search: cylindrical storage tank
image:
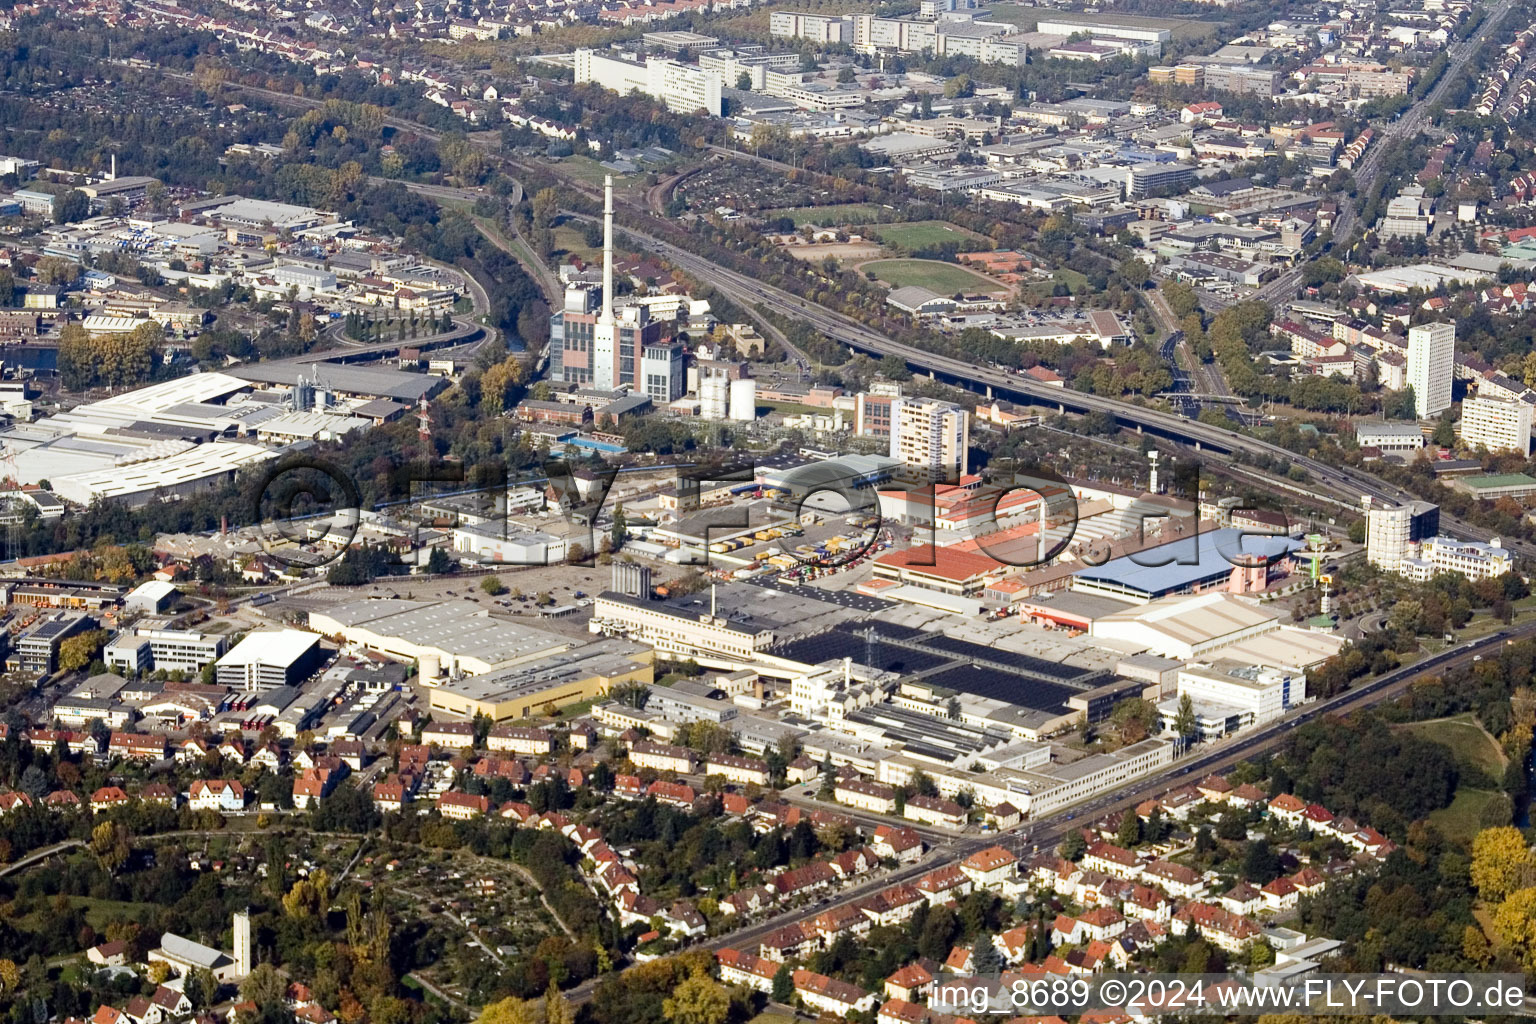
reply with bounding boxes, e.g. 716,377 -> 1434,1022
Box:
728,378 -> 756,422
418,653 -> 441,687
700,376 -> 728,419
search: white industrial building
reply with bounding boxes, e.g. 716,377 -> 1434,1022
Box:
574,49 -> 724,116
1160,659 -> 1307,738
452,522 -> 569,564
308,598 -> 575,678
49,442 -> 278,508
215,629 -> 325,691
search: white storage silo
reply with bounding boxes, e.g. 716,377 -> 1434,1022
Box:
700,376 -> 729,419
728,378 -> 757,422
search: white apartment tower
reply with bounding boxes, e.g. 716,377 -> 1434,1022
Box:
890,397 -> 969,483
1459,392 -> 1534,455
1406,321 -> 1455,419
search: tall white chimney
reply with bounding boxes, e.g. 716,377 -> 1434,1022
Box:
109,154 -> 116,181
601,174 -> 614,326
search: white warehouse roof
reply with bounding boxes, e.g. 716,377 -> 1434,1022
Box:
219,628 -> 322,668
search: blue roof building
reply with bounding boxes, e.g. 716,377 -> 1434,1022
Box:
1070,527 -> 1302,603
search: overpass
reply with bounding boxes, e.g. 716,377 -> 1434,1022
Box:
583,214 -> 1532,556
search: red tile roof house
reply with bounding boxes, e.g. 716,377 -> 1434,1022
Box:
1141,860 -> 1205,899
759,922 -> 818,962
0,791 -> 34,814
961,845 -> 1019,890
884,963 -> 935,1002
1082,841 -> 1142,881
109,732 -> 167,761
46,789 -> 82,810
1266,793 -> 1307,826
1171,902 -> 1263,953
1195,775 -> 1233,803
878,998 -> 928,1024
773,860 -> 836,897
916,864 -> 973,904
373,778 -> 409,813
872,824 -> 925,863
91,786 -> 131,813
1260,876 -> 1299,911
793,970 -> 877,1016
996,924 -> 1036,964
854,883 -> 926,927
1228,783 -> 1266,808
716,948 -> 778,993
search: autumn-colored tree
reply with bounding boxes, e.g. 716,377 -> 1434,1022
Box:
90,820 -> 132,874
474,997 -> 538,1024
662,973 -> 729,1024
1493,886 -> 1536,968
0,959 -> 19,994
481,358 -> 525,414
1471,826 -> 1535,902
59,629 -> 109,672
282,869 -> 332,918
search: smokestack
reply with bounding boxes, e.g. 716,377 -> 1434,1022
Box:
109,154 -> 116,181
601,174 -> 614,326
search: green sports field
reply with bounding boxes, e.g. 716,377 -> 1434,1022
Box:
865,259 -> 1003,294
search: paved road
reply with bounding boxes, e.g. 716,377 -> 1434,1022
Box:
564,214 -> 1531,557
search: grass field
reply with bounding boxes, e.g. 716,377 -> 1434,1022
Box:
18,895 -> 154,932
762,203 -> 885,225
1397,713 -> 1508,777
873,220 -> 985,250
984,3 -> 1218,39
865,259 -> 1003,294
556,154 -> 635,188
1427,789 -> 1507,843
552,223 -> 600,262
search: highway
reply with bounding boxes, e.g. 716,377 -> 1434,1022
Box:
150,59 -> 1528,554
578,214 -> 1528,533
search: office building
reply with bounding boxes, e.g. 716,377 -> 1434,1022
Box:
1407,321 -> 1455,418
1459,393 -> 1534,455
1164,659 -> 1306,737
574,49 -> 724,116
1380,195 -> 1432,240
215,629 -> 325,691
1128,163 -> 1195,199
1402,535 -> 1513,582
105,627 -> 228,675
17,613 -> 93,674
769,11 -> 853,43
889,398 -> 969,483
1364,500 -> 1440,574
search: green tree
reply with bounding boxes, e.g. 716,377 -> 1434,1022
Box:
1174,694 -> 1197,748
1060,831 -> 1086,860
54,189 -> 90,224
481,576 -> 508,596
771,963 -> 794,1003
1117,808 -> 1141,847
